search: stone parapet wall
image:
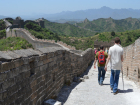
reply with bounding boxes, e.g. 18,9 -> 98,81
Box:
6,28 -> 76,50
122,38 -> 140,85
94,40 -> 114,49
0,47 -> 94,105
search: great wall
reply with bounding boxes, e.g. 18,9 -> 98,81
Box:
6,28 -> 75,50
0,17 -> 140,105
4,18 -> 76,50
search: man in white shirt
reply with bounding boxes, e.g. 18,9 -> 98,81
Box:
105,37 -> 123,95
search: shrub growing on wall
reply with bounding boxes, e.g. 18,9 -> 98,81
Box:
24,22 -> 61,41
0,29 -> 6,39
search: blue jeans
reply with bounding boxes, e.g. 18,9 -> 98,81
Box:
98,67 -> 106,85
110,70 -> 120,93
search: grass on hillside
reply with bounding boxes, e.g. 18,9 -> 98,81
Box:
0,37 -> 33,51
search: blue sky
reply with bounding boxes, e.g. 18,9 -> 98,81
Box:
1,0 -> 140,16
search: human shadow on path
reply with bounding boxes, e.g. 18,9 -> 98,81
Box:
103,83 -> 110,85
56,61 -> 94,105
118,89 -> 133,93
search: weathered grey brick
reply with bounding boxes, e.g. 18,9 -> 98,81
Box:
0,93 -> 2,100
0,73 -> 7,83
15,95 -> 24,105
34,56 -> 40,62
0,62 -> 14,72
29,56 -> 35,62
15,73 -> 23,83
2,78 -> 15,91
2,90 -> 8,100
47,52 -> 54,58
0,100 -> 4,105
40,64 -> 48,71
48,62 -> 54,67
34,61 -> 43,67
23,71 -> 30,78
39,54 -> 47,61
43,58 -> 52,64
30,80 -> 37,88
21,97 -> 30,105
34,67 -> 40,73
14,59 -> 24,68
7,84 -> 18,96
22,58 -> 29,64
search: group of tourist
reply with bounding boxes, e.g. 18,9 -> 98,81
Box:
93,37 -> 123,95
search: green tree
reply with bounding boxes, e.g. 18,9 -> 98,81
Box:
111,31 -> 115,36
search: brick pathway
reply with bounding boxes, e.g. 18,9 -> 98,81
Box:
57,62 -> 140,105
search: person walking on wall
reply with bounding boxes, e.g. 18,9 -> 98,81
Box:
94,45 -> 108,85
104,37 -> 123,95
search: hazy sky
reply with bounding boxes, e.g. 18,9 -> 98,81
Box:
1,0 -> 140,16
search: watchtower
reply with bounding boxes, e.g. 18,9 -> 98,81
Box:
12,17 -> 24,28
35,18 -> 45,28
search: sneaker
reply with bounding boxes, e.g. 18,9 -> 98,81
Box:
113,90 -> 118,95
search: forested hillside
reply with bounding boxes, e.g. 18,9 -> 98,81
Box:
76,17 -> 140,33
60,29 -> 140,50
44,19 -> 95,37
44,18 -> 140,38
24,21 -> 140,50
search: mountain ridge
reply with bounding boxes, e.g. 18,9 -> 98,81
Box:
44,17 -> 140,37
2,6 -> 140,21
42,6 -> 140,21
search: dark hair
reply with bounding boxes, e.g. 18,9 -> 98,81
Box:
115,37 -> 120,43
100,45 -> 104,50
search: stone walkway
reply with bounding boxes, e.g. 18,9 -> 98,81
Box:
57,62 -> 140,105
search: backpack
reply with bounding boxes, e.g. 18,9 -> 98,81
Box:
95,50 -> 97,54
98,51 -> 105,64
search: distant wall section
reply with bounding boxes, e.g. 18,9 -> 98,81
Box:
6,28 -> 61,49
6,28 -> 76,50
